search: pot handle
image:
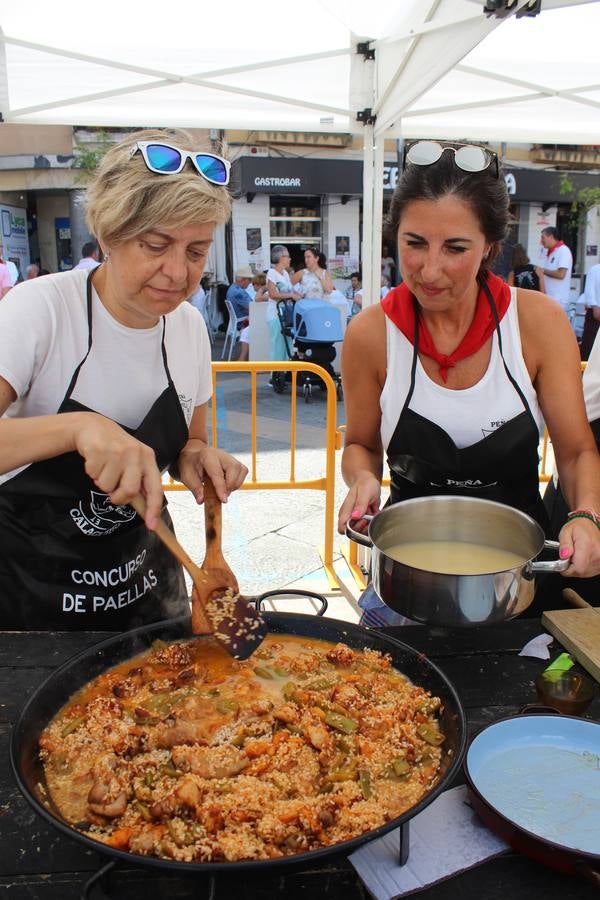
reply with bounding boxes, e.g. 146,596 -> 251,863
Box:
528,540 -> 569,574
345,515 -> 374,547
254,589 -> 328,617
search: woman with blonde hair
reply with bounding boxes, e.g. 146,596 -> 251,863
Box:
0,129 -> 247,629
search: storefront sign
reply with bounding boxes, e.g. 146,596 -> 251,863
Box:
254,177 -> 302,188
234,156 -> 600,205
0,204 -> 30,276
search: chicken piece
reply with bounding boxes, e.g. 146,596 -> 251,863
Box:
273,704 -> 299,725
88,784 -> 127,818
150,775 -> 201,819
154,720 -> 210,749
305,721 -> 333,752
171,744 -> 249,778
326,644 -> 356,667
86,752 -> 128,818
249,698 -> 274,716
331,682 -> 364,710
152,643 -> 193,668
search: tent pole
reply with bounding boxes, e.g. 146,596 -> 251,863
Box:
361,127 -> 374,307
0,28 -> 9,121
361,128 -> 384,309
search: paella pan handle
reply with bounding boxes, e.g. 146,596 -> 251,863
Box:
345,515 -> 374,547
574,860 -> 600,888
82,860 -> 218,899
254,589 -> 328,616
82,861 -> 116,900
527,540 -> 570,574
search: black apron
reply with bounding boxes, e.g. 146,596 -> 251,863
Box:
0,271 -> 190,629
386,278 -> 549,530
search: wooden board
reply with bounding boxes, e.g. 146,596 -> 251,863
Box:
542,607 -> 600,682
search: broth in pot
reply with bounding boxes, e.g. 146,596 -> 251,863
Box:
383,541 -> 527,576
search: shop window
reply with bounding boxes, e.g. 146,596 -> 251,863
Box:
268,196 -> 322,270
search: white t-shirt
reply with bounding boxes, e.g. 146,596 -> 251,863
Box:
539,243 -> 573,307
581,264 -> 600,308
266,267 -> 293,321
0,269 -> 212,485
583,328 -> 600,424
73,257 -> 100,270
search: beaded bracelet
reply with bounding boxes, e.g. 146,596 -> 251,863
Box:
566,509 -> 600,530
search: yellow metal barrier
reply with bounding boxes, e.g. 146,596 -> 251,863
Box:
164,361 -> 340,589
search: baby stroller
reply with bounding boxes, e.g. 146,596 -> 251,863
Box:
272,299 -> 344,402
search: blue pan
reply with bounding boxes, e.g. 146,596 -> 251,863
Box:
465,713 -> 600,886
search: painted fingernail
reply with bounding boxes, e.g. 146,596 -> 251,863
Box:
351,508 -> 361,518
559,547 -> 571,559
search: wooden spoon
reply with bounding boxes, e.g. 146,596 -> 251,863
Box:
197,477 -> 267,659
130,486 -> 267,659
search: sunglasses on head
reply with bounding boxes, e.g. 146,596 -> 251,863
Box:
130,141 -> 231,186
404,140 -> 499,178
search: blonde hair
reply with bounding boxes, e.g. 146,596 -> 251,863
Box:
85,128 -> 231,248
252,273 -> 267,286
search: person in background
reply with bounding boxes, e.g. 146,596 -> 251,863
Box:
74,241 -> 101,270
226,267 -> 253,319
578,262 -> 600,361
338,139 -> 600,626
345,271 -> 362,303
380,275 -> 391,299
189,274 -> 208,314
292,247 -> 334,299
536,226 -> 573,313
0,127 -> 247,630
543,328 -> 600,603
238,273 -> 268,362
381,244 -> 396,287
0,247 -> 20,287
0,259 -> 11,299
26,263 -> 40,280
266,245 -> 302,360
508,243 -> 543,292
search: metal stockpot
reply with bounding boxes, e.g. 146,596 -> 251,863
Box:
346,495 -> 568,627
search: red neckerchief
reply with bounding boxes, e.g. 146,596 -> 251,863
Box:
550,240 -> 565,252
381,271 -> 511,383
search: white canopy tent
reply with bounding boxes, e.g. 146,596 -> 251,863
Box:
1,0 -> 599,302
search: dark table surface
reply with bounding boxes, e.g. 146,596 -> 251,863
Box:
1,618 -> 598,900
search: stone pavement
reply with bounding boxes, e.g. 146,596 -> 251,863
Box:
167,333 -> 367,624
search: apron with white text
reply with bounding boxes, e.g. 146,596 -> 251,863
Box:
386,280 -> 548,530
0,271 -> 189,629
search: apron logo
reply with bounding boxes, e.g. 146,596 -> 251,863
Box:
178,393 -> 193,420
70,491 -> 136,537
434,478 -> 499,488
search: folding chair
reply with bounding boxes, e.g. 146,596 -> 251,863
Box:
222,298 -> 247,360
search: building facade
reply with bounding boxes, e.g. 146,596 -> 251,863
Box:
0,124 -> 599,292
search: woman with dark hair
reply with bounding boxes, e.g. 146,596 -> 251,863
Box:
338,140 -> 600,621
508,243 -> 543,292
292,246 -> 334,299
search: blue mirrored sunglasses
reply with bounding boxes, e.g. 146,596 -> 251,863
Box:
130,141 -> 231,185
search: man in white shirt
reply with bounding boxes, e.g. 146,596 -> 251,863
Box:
73,241 -> 101,270
579,262 -> 600,359
536,227 -> 573,310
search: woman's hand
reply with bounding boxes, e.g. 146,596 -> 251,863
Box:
178,441 -> 248,504
75,413 -> 164,529
557,517 -> 600,578
338,472 -> 382,534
